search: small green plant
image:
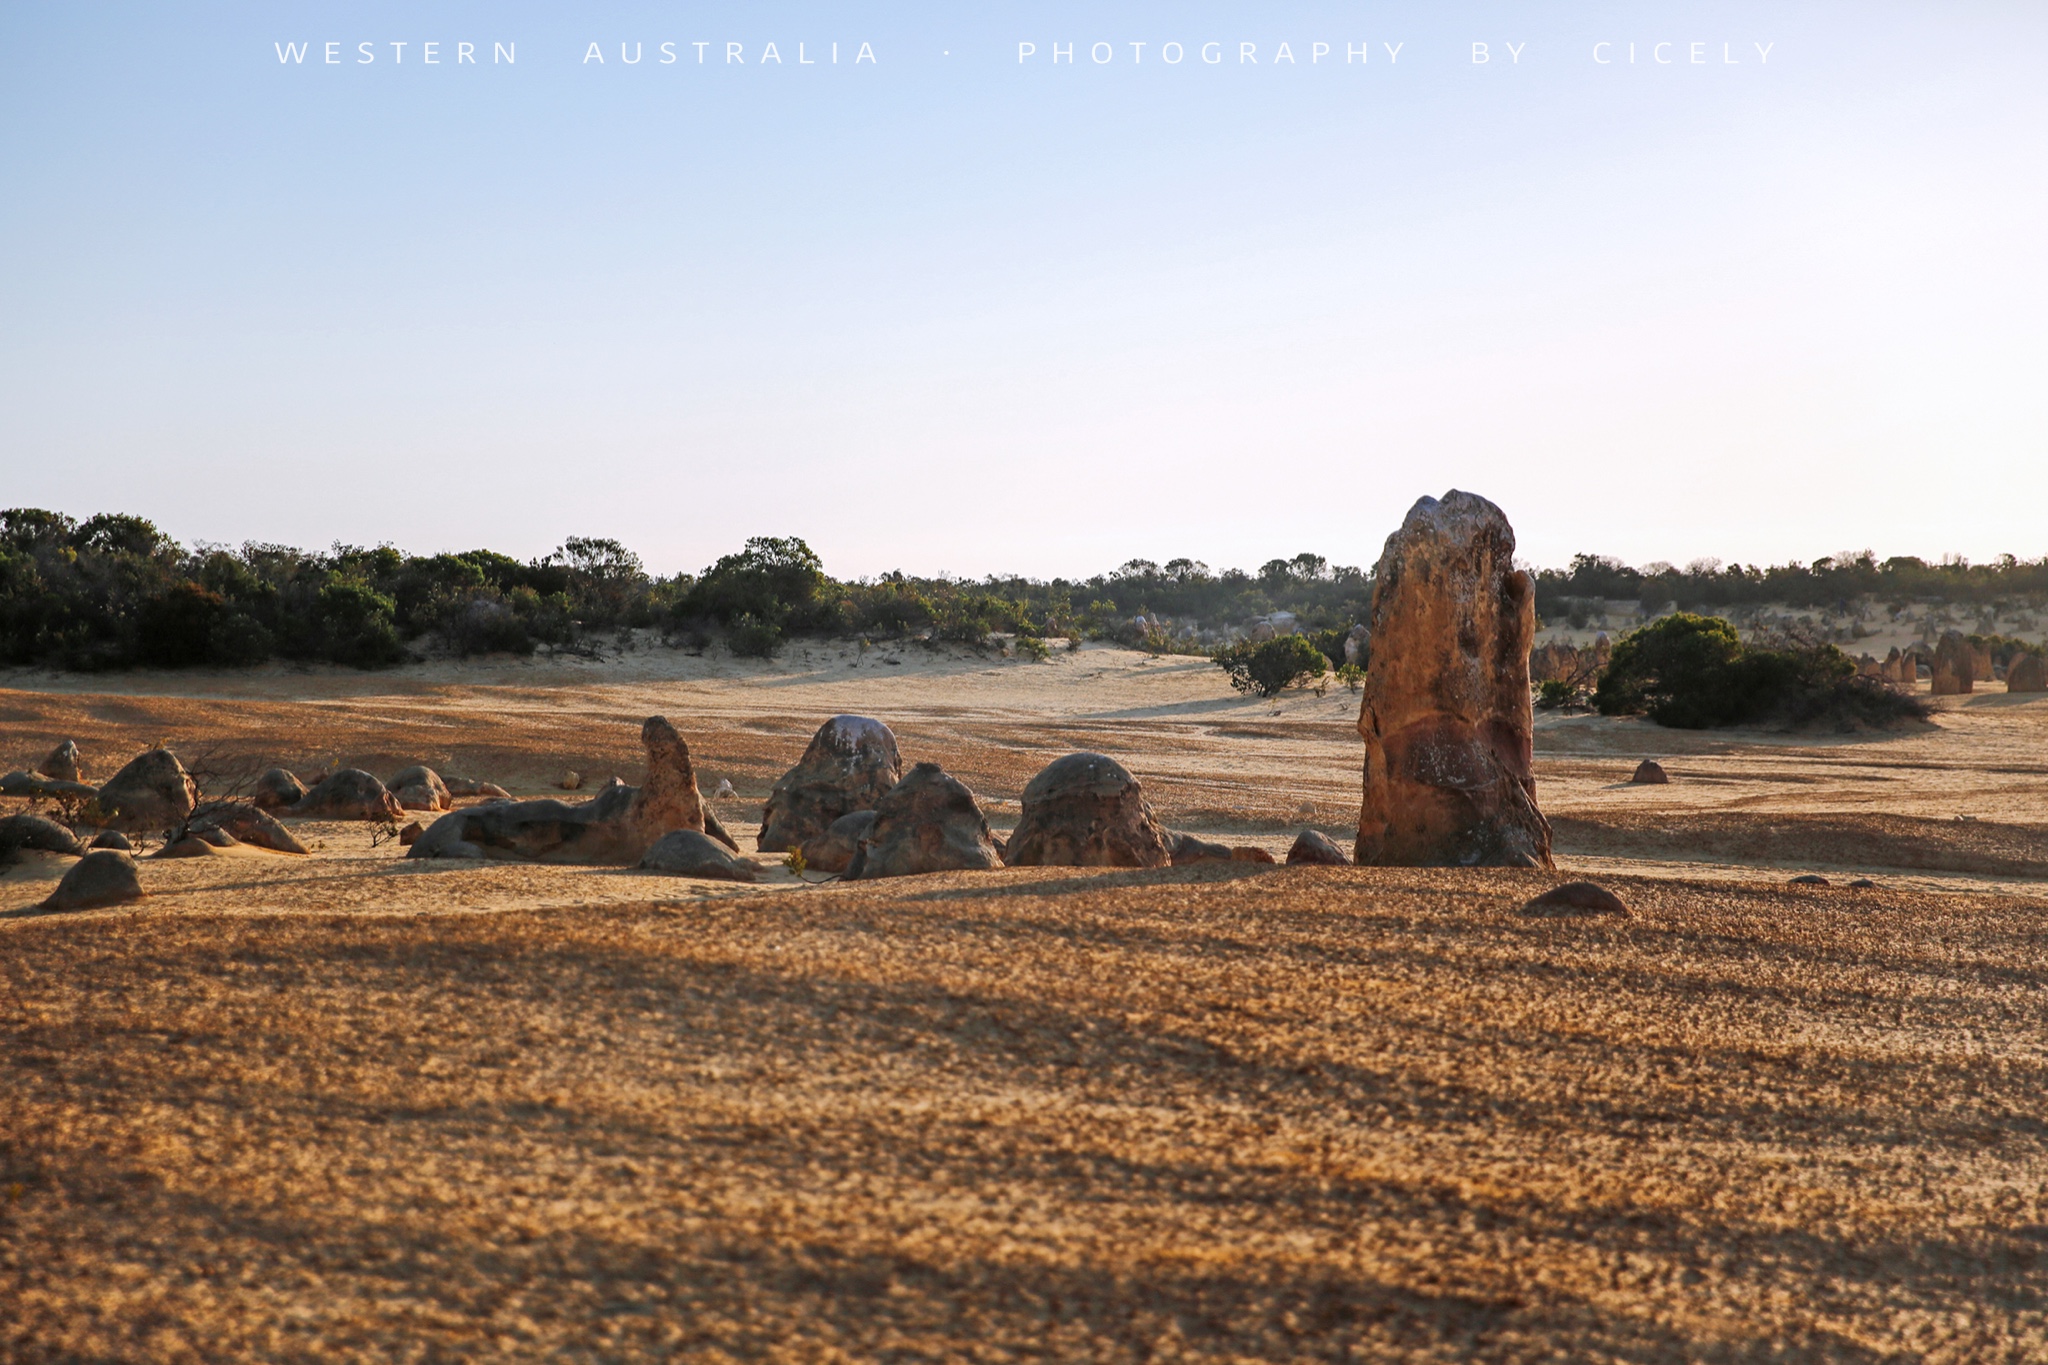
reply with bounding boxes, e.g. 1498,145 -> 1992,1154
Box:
1336,663 -> 1365,692
1016,635 -> 1050,662
1214,634 -> 1329,698
783,847 -> 807,876
726,612 -> 782,658
1536,679 -> 1582,710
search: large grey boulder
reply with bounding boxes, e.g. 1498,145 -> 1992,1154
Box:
758,715 -> 902,852
844,763 -> 1002,880
289,769 -> 405,822
1004,753 -> 1170,869
43,850 -> 145,911
0,813 -> 85,859
409,716 -> 736,863
639,829 -> 764,882
97,748 -> 199,832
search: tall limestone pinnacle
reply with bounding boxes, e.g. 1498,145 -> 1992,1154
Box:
1355,490 -> 1554,869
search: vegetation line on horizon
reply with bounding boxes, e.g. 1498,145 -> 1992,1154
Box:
5,508 -> 2046,674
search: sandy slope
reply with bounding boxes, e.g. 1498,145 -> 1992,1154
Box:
3,646 -> 2047,1361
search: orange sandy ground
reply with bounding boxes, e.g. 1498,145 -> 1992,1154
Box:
2,643 -> 2045,1361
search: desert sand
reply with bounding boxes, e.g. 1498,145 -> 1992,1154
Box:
4,641 -> 2046,1361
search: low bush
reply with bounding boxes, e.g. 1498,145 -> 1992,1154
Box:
1215,634 -> 1328,698
1595,613 -> 1928,731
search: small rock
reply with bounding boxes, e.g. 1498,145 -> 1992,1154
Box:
476,784 -> 512,801
1167,831 -> 1235,865
194,825 -> 238,848
799,809 -> 878,875
1848,878 -> 1878,889
1521,881 -> 1630,916
398,821 -> 424,846
43,850 -> 145,910
90,829 -> 133,851
38,739 -> 84,783
1230,846 -> 1276,864
251,768 -> 308,810
638,829 -> 764,882
1629,760 -> 1670,785
191,802 -> 309,855
389,765 -> 453,812
713,778 -> 737,799
0,770 -> 99,801
1789,874 -> 1830,886
156,836 -> 217,859
558,770 -> 584,791
1286,830 -> 1350,866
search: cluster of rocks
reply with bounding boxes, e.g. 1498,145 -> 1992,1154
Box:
0,737 -> 527,909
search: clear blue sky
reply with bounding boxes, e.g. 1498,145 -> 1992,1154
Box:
3,2 -> 2043,578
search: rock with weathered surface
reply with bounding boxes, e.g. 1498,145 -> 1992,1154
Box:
1629,760 -> 1670,785
97,748 -> 200,831
289,769 -> 405,822
1522,882 -> 1628,916
1354,492 -> 1554,869
157,835 -> 219,858
844,763 -> 1002,880
440,775 -> 510,800
558,770 -> 584,791
1168,831 -> 1234,865
1972,642 -> 1996,685
43,850 -> 145,910
0,770 -> 97,801
0,813 -> 85,859
389,765 -> 453,812
1880,647 -> 1907,684
1931,631 -> 1973,696
1343,625 -> 1371,667
1167,832 -> 1280,866
757,715 -> 903,853
251,768 -> 308,810
409,717 -> 735,863
38,739 -> 84,783
1286,830 -> 1350,866
90,829 -> 132,851
190,801 -> 308,855
2007,653 -> 2048,693
639,829 -> 765,882
398,821 -> 424,846
1005,753 -> 1171,869
800,809 -> 878,875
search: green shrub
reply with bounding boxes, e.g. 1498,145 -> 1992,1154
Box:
311,580 -> 405,667
1016,635 -> 1051,662
1595,613 -> 1927,731
1214,634 -> 1328,698
1536,679 -> 1581,710
727,612 -> 783,658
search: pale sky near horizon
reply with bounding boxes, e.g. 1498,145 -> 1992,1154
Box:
2,2 -> 2043,580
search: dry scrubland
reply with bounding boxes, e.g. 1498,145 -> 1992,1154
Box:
4,642 -> 2048,1361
